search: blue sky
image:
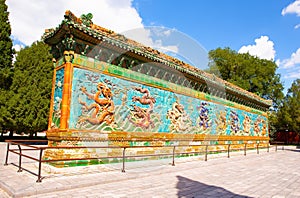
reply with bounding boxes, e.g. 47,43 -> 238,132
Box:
132,0 -> 300,91
134,1 -> 298,52
7,0 -> 300,93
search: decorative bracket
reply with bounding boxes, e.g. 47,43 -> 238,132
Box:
62,34 -> 76,51
80,13 -> 93,27
64,51 -> 74,63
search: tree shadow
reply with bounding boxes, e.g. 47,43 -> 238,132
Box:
176,175 -> 251,198
285,148 -> 300,153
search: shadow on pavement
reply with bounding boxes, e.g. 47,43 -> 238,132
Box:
176,175 -> 251,198
285,149 -> 300,153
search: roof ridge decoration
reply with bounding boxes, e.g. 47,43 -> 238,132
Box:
42,10 -> 272,108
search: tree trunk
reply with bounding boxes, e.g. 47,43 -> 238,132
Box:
0,130 -> 3,142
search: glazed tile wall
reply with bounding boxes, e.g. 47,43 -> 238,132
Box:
68,67 -> 268,137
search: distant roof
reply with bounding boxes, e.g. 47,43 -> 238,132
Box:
42,10 -> 272,108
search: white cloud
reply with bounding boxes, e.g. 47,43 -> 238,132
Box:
13,44 -> 24,52
282,67 -> 300,79
7,0 -> 208,70
281,1 -> 300,82
163,30 -> 172,37
7,0 -> 181,59
12,44 -> 25,63
280,48 -> 300,69
7,0 -> 65,45
151,27 -> 175,37
282,0 -> 300,16
295,24 -> 300,29
6,0 -> 145,46
152,39 -> 179,53
275,59 -> 281,66
121,27 -> 153,46
238,36 -> 276,60
279,48 -> 300,80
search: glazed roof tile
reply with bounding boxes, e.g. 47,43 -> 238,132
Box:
42,10 -> 272,108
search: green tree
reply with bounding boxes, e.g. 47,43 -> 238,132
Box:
0,0 -> 13,88
268,111 -> 280,141
8,41 -> 53,136
0,90 -> 13,137
278,79 -> 300,133
208,47 -> 284,108
287,79 -> 300,133
0,0 -> 14,137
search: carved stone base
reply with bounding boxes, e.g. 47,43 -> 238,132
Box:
45,130 -> 269,167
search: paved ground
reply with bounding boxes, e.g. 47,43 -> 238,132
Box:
0,142 -> 299,198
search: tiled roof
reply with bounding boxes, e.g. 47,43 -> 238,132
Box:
42,10 -> 272,108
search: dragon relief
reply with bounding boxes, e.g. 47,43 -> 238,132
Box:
230,110 -> 240,134
254,117 -> 266,136
261,119 -> 267,136
78,82 -> 115,125
197,102 -> 211,131
128,87 -> 156,129
242,114 -> 251,135
215,110 -> 227,134
167,100 -> 192,133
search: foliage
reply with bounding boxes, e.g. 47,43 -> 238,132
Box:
276,79 -> 300,134
7,41 -> 53,135
0,0 -> 13,89
207,47 -> 284,109
267,111 -> 279,141
0,0 -> 14,136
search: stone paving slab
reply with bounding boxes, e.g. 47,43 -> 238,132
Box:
0,142 -> 299,198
